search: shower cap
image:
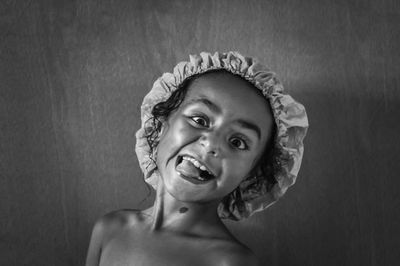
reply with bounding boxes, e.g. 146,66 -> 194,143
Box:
135,51 -> 308,220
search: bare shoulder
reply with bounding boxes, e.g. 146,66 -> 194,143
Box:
85,209 -> 143,266
101,209 -> 142,228
95,210 -> 142,239
209,239 -> 259,266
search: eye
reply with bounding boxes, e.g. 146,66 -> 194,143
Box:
229,137 -> 248,150
191,116 -> 209,127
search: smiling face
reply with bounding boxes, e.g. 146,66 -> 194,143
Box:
155,71 -> 274,203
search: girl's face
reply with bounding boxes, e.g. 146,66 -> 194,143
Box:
156,72 -> 274,203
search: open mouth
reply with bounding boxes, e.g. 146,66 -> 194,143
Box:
175,155 -> 215,182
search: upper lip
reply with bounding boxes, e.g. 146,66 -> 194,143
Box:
178,153 -> 216,177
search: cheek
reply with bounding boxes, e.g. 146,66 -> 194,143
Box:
161,121 -> 194,145
156,120 -> 197,162
225,152 -> 261,182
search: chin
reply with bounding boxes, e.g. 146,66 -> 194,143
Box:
162,173 -> 216,203
159,161 -> 235,204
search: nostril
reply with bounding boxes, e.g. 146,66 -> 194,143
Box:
209,149 -> 218,157
199,134 -> 220,157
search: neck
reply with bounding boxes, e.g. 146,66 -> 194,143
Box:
146,178 -> 223,236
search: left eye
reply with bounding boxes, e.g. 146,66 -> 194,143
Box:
230,137 -> 247,150
191,116 -> 209,127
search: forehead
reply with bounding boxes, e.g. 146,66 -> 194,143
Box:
182,72 -> 274,140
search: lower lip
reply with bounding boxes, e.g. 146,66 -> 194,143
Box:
176,171 -> 212,185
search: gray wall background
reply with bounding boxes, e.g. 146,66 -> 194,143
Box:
1,0 -> 400,265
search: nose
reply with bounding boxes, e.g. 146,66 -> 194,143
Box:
199,133 -> 220,157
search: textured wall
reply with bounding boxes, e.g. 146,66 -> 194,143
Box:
1,0 -> 400,265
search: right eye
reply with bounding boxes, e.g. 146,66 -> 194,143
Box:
190,116 -> 209,127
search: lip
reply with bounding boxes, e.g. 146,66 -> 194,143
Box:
175,154 -> 216,177
176,171 -> 212,185
174,154 -> 218,185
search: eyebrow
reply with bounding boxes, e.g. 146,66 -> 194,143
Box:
186,97 -> 222,114
235,119 -> 261,140
185,96 -> 262,140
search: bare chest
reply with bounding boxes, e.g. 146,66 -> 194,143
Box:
99,230 -> 220,266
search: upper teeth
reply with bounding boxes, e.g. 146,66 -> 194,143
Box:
182,156 -> 210,173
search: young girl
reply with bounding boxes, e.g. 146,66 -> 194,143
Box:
85,51 -> 308,266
